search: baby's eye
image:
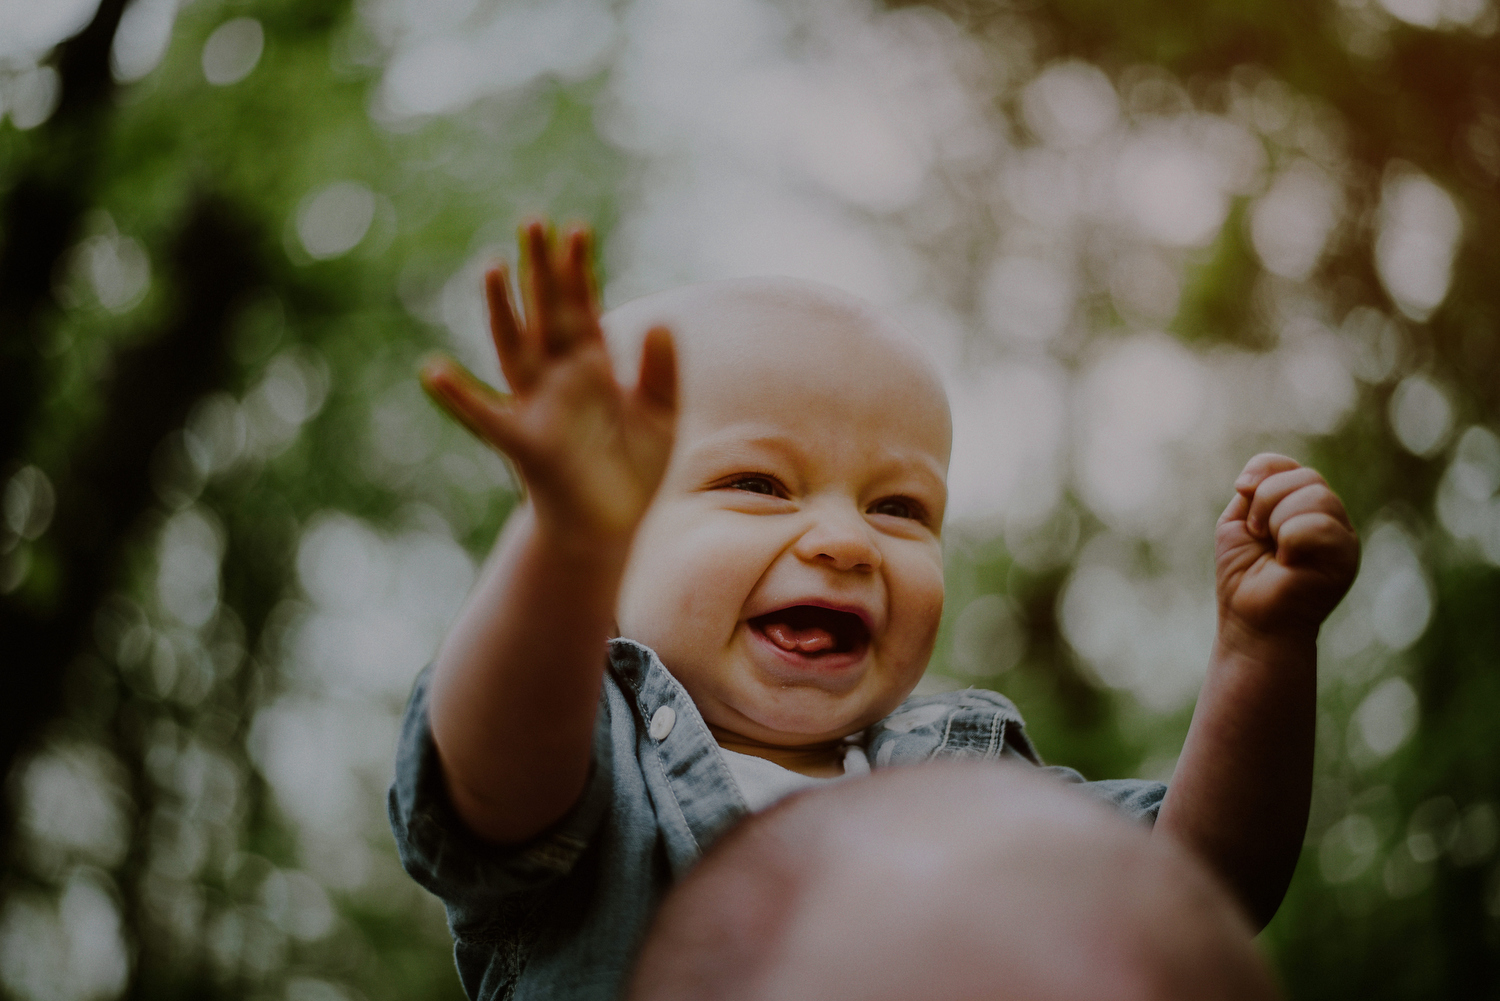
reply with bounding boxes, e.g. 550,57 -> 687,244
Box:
724,474 -> 785,497
868,496 -> 927,522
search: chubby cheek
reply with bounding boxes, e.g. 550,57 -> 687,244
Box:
883,551 -> 945,679
615,514 -> 767,665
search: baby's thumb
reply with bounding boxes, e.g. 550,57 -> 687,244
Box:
419,355 -> 527,459
636,326 -> 678,413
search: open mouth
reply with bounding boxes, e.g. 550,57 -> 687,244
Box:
749,605 -> 871,657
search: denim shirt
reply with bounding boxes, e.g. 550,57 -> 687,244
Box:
388,639 -> 1166,1001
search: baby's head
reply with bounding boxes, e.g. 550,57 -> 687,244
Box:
602,278 -> 951,750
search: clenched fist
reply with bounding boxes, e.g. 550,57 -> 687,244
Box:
1215,453 -> 1360,641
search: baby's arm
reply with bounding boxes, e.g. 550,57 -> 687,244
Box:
420,222 -> 677,844
1155,454 -> 1359,929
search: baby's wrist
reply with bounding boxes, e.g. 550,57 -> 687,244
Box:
1213,612 -> 1318,669
529,501 -> 638,566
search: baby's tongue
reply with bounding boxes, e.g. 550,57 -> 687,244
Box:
763,619 -> 836,654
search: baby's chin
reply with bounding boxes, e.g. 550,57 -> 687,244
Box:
707,680 -> 901,746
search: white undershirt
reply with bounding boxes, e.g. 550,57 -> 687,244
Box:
720,741 -> 871,813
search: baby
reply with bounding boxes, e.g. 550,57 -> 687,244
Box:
388,222 -> 1360,1001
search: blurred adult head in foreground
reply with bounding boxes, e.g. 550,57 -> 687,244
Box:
628,761 -> 1281,1001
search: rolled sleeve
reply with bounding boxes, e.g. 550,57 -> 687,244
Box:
387,664 -> 614,929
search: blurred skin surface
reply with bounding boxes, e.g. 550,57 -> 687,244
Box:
627,761 -> 1283,1001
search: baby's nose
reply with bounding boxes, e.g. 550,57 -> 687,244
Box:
793,506 -> 882,572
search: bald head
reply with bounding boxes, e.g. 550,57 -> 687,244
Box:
628,763 -> 1279,1001
603,277 -> 951,464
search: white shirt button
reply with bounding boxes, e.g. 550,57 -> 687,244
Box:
648,706 -> 676,741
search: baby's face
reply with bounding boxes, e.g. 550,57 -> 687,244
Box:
610,280 -> 951,748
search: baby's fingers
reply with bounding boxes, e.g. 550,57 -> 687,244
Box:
559,228 -> 604,340
419,355 -> 529,461
551,226 -> 604,352
1274,510 -> 1360,582
1245,467 -> 1326,538
486,265 -> 540,393
521,221 -> 599,356
1234,453 -> 1302,498
1217,489 -> 1250,528
1265,483 -> 1351,542
636,326 -> 677,413
519,221 -> 554,339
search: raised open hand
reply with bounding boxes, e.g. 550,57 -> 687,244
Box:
420,221 -> 677,544
1215,454 -> 1360,640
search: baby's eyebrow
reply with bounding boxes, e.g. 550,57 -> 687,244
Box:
889,461 -> 948,498
680,425 -> 947,498
679,425 -> 804,464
